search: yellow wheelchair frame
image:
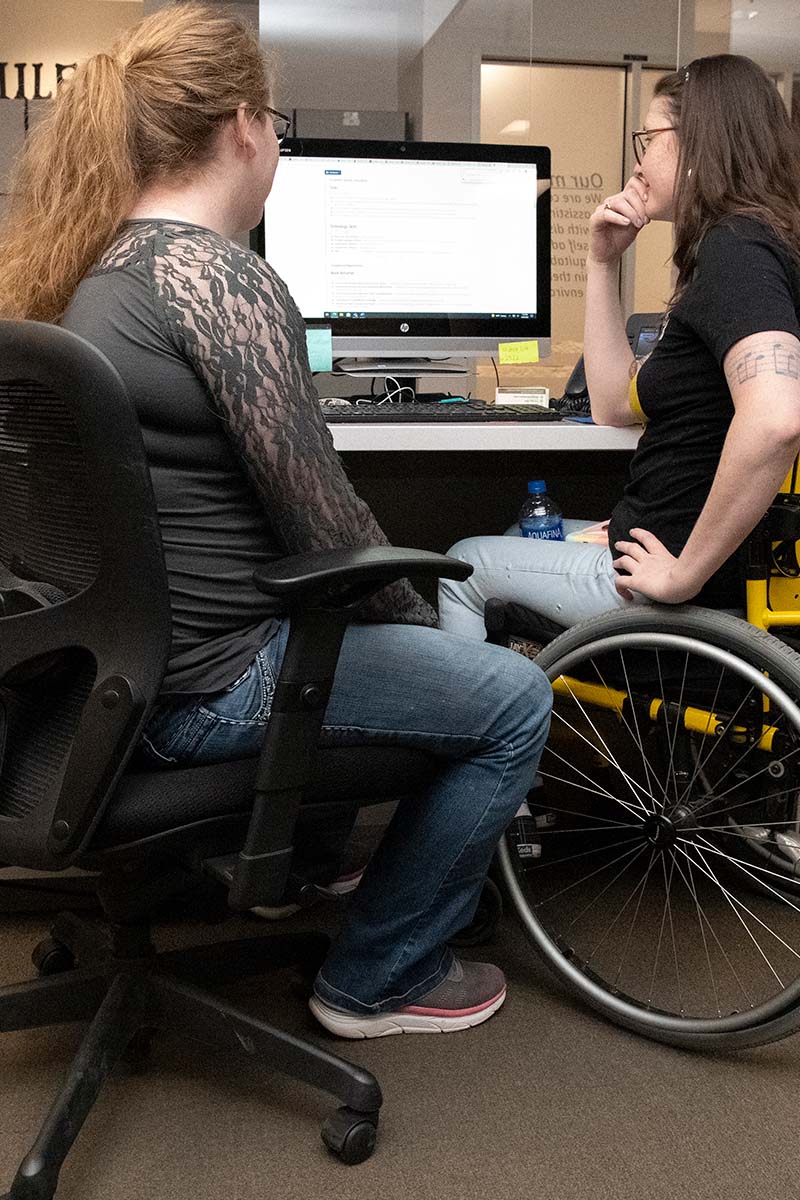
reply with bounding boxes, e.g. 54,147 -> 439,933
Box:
495,467 -> 800,1052
549,464 -> 800,752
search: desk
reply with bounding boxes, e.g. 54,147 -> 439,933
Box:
330,421 -> 640,454
335,423 -> 641,587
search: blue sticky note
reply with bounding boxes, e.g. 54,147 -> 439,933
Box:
306,326 -> 333,373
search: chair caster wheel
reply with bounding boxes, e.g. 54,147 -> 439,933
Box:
321,1106 -> 378,1164
32,936 -> 75,976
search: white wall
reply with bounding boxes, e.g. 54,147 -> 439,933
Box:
261,2 -> 410,111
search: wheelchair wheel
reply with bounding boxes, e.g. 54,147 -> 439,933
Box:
500,605 -> 800,1049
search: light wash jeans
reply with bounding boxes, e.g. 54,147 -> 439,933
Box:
140,619 -> 552,1015
438,519 -> 632,641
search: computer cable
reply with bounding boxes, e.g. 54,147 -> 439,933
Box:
380,375 -> 416,404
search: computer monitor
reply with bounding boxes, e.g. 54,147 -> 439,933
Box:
258,138 -> 551,371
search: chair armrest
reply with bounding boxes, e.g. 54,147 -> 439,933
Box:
253,546 -> 471,608
228,547 -> 472,910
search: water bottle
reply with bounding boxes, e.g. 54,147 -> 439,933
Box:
518,480 -> 564,540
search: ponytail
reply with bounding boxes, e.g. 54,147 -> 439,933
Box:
0,3 -> 271,324
0,54 -> 135,323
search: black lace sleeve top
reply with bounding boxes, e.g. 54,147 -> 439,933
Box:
61,219 -> 437,694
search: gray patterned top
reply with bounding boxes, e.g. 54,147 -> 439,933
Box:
62,219 -> 436,694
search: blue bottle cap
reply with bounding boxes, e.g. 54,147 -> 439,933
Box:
527,480 -> 546,494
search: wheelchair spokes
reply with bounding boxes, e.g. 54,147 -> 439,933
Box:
502,617 -> 800,1044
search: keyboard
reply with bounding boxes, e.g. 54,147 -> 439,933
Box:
320,400 -> 562,423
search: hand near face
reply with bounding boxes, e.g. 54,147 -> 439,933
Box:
588,174 -> 650,266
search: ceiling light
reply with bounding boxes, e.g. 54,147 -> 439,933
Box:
500,119 -> 530,135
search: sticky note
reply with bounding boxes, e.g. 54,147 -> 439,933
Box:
498,339 -> 540,365
306,326 -> 333,373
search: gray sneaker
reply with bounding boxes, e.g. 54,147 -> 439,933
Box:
308,958 -> 507,1038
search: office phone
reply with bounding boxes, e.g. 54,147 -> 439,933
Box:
558,312 -> 663,414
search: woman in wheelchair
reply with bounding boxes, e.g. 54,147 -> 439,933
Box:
439,54 -> 800,637
0,4 -> 554,1039
435,56 -> 800,1050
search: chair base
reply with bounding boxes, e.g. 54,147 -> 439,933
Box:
0,913 -> 382,1199
0,874 -> 99,915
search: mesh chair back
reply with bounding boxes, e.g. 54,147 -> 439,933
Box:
0,320 -> 171,869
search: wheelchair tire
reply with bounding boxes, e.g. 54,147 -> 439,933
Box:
500,605 -> 800,1050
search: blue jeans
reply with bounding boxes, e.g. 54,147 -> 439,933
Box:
141,620 -> 552,1014
438,519 -> 632,640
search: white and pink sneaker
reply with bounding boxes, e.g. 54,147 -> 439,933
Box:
309,959 -> 506,1038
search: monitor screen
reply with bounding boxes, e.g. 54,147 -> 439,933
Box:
259,138 -> 551,364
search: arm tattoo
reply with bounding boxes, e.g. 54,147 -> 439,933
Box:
726,334 -> 800,386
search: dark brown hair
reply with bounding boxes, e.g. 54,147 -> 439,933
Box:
654,55 -> 800,300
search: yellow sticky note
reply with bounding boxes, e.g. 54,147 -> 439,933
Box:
498,340 -> 540,365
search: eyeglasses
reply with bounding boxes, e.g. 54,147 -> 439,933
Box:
264,105 -> 291,145
631,126 -> 676,165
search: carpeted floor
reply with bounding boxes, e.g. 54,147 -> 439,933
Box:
1,894 -> 798,1200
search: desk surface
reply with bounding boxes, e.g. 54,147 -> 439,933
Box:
330,421 -> 641,453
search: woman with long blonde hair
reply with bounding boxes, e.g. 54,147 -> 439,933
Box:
0,3 -> 552,1038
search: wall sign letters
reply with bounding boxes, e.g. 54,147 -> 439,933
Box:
0,63 -> 77,100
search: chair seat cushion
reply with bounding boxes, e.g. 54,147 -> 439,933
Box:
91,745 -> 436,849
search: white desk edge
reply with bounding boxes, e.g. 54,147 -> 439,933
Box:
330,422 -> 642,452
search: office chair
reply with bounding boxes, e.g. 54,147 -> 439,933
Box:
0,319 -> 472,1198
484,478 -> 800,1052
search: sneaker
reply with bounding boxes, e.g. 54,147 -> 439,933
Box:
250,864 -> 366,921
316,865 -> 365,897
308,958 -> 506,1038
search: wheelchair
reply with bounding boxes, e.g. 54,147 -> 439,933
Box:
489,464 -> 800,1051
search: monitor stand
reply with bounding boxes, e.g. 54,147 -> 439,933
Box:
334,357 -> 469,377
333,357 -> 470,402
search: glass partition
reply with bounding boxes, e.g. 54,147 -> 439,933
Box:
481,61 -> 626,396
729,0 -> 800,84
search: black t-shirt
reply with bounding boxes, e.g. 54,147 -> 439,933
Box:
609,216 -> 800,606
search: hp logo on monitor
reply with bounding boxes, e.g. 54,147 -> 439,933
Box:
400,323 -> 410,333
